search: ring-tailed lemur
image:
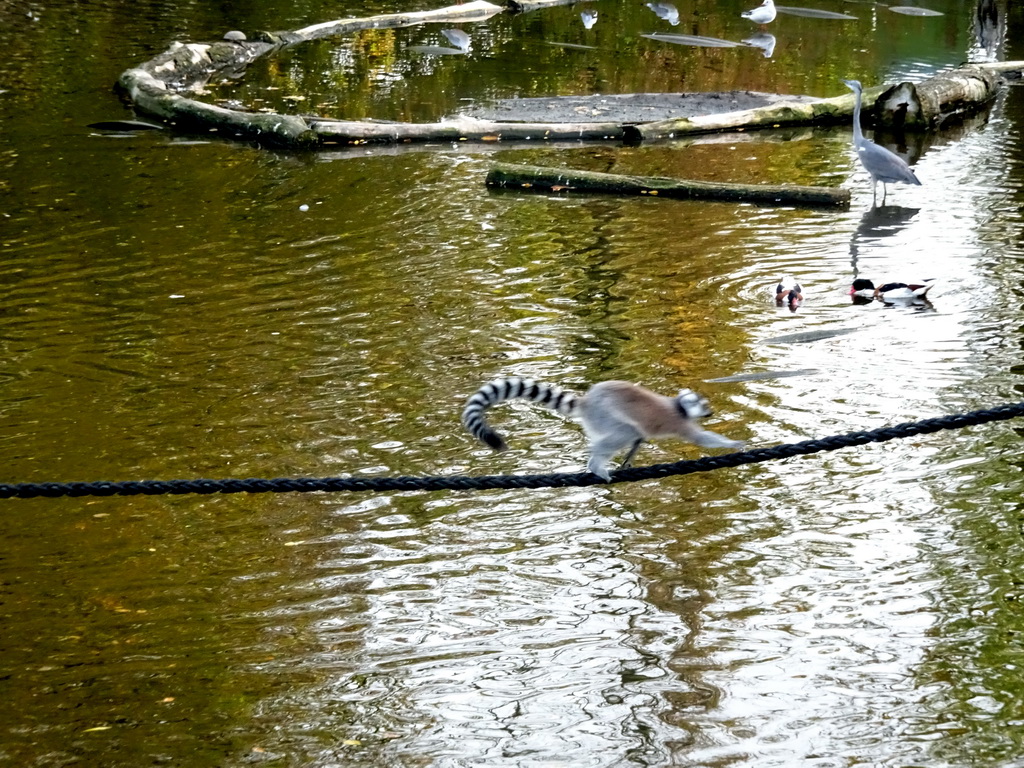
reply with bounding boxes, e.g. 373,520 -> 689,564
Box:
462,377 -> 745,481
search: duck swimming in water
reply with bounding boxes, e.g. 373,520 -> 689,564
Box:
849,278 -> 934,301
775,276 -> 803,306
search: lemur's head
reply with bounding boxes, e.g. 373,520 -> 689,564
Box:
675,389 -> 713,420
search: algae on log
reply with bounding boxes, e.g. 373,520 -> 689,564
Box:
486,163 -> 850,208
626,65 -> 1019,141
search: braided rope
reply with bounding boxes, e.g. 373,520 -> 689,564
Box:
2,401 -> 1022,500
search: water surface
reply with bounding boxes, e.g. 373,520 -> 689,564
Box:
2,0 -> 1024,765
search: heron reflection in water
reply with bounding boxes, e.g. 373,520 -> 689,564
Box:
848,204 -> 920,277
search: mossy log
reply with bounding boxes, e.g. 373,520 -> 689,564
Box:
119,65 -> 320,149
486,163 -> 850,208
623,93 -> 853,142
874,68 -> 998,130
626,66 -> 1016,142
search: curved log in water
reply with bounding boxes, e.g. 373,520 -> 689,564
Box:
114,2 -> 1024,150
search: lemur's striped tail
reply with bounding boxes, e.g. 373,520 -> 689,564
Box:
462,377 -> 580,452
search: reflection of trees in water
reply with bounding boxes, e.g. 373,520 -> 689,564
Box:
974,0 -> 1007,59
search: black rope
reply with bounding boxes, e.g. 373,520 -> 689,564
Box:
2,401 -> 1023,500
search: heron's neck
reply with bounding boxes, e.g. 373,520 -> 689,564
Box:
852,91 -> 864,143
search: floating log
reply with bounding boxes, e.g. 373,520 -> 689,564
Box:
625,92 -> 862,142
626,65 -> 1020,142
88,120 -> 165,132
641,33 -> 742,48
874,68 -> 998,130
485,163 -> 850,208
761,328 -> 858,344
705,369 -> 820,383
119,65 -> 319,149
312,116 -> 624,145
888,6 -> 944,15
119,64 -> 319,149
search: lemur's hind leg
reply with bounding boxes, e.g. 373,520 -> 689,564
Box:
619,438 -> 644,469
586,431 -> 641,481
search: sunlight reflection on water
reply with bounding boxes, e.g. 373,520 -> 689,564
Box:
281,90 -> 1024,766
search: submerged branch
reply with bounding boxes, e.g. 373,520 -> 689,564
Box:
485,163 -> 850,208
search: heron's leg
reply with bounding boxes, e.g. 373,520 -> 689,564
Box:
880,181 -> 888,206
620,438 -> 644,469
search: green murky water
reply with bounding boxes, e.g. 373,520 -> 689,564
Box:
3,0 -> 1024,765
